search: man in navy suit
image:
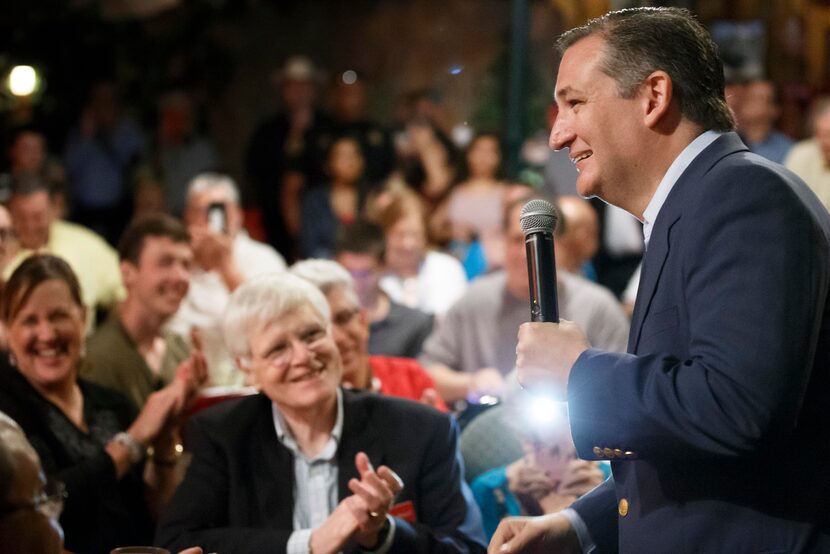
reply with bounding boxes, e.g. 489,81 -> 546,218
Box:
490,7 -> 830,554
157,273 -> 486,554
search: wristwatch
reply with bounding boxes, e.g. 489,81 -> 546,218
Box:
112,431 -> 145,464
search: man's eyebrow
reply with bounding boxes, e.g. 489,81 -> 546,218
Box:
556,86 -> 581,99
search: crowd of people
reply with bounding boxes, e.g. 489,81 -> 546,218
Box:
2,7 -> 830,553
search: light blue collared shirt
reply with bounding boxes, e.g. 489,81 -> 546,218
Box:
641,130 -> 723,248
277,388 -> 344,554
277,388 -> 395,554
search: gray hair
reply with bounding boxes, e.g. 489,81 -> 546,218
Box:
289,259 -> 359,306
557,7 -> 735,133
222,272 -> 331,362
186,172 -> 240,206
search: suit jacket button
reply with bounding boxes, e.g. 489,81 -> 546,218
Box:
592,446 -> 603,457
603,447 -> 615,458
618,498 -> 629,517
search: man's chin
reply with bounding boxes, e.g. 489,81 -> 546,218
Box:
575,181 -> 599,201
341,363 -> 369,387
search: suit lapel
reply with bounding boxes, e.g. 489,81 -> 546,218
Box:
628,133 -> 749,352
628,213 -> 679,352
336,390 -> 384,501
250,395 -> 297,529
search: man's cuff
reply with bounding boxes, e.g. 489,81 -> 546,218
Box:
287,528 -> 312,554
559,508 -> 595,554
361,515 -> 396,554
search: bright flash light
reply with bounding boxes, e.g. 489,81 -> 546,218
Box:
527,395 -> 563,426
8,65 -> 38,97
478,394 -> 499,406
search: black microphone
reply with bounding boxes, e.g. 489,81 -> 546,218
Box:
520,199 -> 559,323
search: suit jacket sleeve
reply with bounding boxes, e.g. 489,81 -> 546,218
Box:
155,414 -> 293,553
569,477 -> 619,554
388,414 -> 487,553
567,162 -> 829,462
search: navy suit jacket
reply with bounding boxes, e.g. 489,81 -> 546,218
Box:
568,133 -> 830,553
156,388 -> 487,553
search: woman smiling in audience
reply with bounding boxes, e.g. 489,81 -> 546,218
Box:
0,254 -> 205,553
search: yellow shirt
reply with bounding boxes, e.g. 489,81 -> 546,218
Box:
784,138 -> 830,213
4,220 -> 125,328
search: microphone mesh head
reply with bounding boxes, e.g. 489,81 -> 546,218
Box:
519,199 -> 558,236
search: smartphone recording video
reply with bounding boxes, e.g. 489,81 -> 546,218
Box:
207,202 -> 227,233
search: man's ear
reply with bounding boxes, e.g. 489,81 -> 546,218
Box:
119,260 -> 136,286
641,70 -> 673,129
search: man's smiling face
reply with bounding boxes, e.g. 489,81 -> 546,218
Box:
549,34 -> 646,206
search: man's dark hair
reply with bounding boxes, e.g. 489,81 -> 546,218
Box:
557,7 -> 735,132
118,213 -> 190,264
9,172 -> 54,198
7,125 -> 46,148
334,219 -> 385,261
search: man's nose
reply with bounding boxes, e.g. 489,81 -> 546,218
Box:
400,234 -> 417,250
288,337 -> 313,366
174,262 -> 191,282
549,118 -> 574,151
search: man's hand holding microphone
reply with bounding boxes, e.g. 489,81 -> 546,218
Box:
489,199 -> 591,553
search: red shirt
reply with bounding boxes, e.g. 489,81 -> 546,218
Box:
369,356 -> 449,412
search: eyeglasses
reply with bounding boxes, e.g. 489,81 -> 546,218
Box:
254,328 -> 328,371
0,479 -> 66,521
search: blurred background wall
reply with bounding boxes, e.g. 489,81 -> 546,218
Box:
0,0 -> 828,201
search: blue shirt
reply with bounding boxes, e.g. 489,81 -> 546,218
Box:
744,130 -> 794,165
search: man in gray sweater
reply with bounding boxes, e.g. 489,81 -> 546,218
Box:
419,194 -> 629,404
